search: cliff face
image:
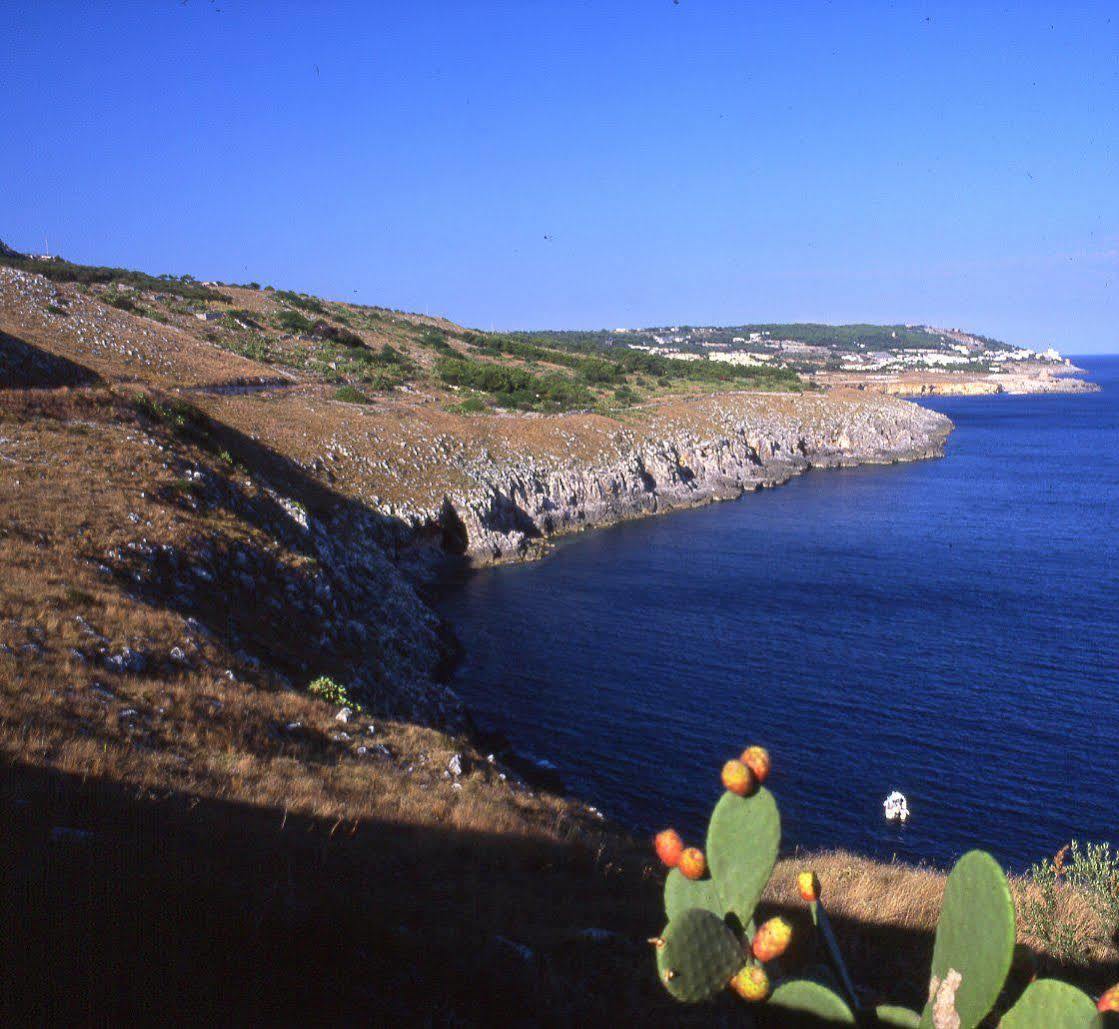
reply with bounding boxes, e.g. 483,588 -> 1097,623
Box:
440,394 -> 952,564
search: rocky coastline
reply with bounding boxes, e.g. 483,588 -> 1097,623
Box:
424,393 -> 953,565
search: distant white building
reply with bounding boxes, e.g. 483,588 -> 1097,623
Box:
709,351 -> 774,367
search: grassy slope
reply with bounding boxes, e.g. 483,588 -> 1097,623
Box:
1,260 -> 1115,1022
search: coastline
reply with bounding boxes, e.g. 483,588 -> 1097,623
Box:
815,360 -> 1100,398
428,390 -> 954,567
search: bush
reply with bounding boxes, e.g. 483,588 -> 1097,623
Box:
274,289 -> 326,315
104,293 -> 138,312
310,320 -> 365,348
0,249 -> 223,300
307,675 -> 359,709
276,310 -> 315,334
452,395 -> 489,414
333,385 -> 370,404
1019,840 -> 1119,965
419,329 -> 455,354
435,357 -> 594,412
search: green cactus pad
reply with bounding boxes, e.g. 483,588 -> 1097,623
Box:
706,787 -> 780,925
999,979 -> 1098,1028
767,979 -> 856,1025
664,868 -> 724,923
874,1005 -> 921,1027
655,907 -> 744,1003
919,850 -> 1016,1029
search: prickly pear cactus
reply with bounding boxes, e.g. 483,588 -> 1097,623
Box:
654,907 -> 744,1003
708,787 -> 780,925
919,850 -> 1016,1029
767,979 -> 856,1025
874,1005 -> 921,1027
663,870 -> 723,923
663,786 -> 780,925
999,979 -> 1098,1028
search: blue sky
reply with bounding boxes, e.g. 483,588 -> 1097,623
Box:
2,2 -> 1116,350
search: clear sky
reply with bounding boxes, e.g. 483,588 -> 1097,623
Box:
2,2 -> 1116,351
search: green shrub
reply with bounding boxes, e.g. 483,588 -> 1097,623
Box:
419,329 -> 455,354
310,320 -> 365,348
307,676 -> 360,709
334,385 -> 370,404
276,310 -> 315,334
0,250 -> 224,301
104,292 -> 138,312
451,395 -> 489,414
274,289 -> 327,315
1021,840 -> 1119,963
436,356 -> 594,412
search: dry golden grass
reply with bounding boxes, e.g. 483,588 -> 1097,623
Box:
2,272 -> 1113,1022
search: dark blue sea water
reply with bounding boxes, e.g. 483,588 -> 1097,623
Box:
436,358 -> 1118,871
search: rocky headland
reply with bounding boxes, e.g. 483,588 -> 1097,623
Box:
427,392 -> 951,564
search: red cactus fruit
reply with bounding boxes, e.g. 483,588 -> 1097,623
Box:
1099,983 -> 1119,1012
751,916 -> 793,962
679,847 -> 706,880
797,870 -> 821,902
740,745 -> 771,784
729,963 -> 770,1002
654,829 -> 684,868
721,759 -> 758,797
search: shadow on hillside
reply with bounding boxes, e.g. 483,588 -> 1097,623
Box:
0,329 -> 102,388
112,383 -> 470,723
0,758 -> 676,1026
3,759 -> 1116,1026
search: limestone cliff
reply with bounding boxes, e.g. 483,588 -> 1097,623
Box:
430,393 -> 953,564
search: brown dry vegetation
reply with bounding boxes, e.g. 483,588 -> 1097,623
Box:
2,264 -> 1116,1023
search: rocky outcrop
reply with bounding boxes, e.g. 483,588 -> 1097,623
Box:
433,394 -> 952,564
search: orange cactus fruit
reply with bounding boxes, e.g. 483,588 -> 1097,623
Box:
751,916 -> 793,962
729,963 -> 770,1002
678,847 -> 707,880
740,745 -> 771,784
654,829 -> 684,868
721,759 -> 758,797
1099,984 -> 1119,1012
797,870 -> 821,902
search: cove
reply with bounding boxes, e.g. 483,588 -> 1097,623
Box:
435,358 -> 1119,870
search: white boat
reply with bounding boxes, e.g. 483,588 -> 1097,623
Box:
883,791 -> 910,823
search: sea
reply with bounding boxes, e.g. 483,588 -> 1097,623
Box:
435,357 -> 1118,871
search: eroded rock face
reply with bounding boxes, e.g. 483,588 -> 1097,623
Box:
434,395 -> 952,564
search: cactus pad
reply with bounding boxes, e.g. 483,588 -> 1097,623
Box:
999,979 -> 1098,1027
706,786 -> 780,924
655,907 -> 743,1003
919,850 -> 1016,1029
767,979 -> 856,1025
664,868 -> 724,922
874,1005 -> 921,1027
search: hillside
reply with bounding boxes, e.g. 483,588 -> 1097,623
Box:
519,321 -> 1098,394
0,247 -> 1113,1022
